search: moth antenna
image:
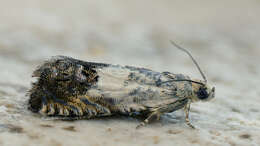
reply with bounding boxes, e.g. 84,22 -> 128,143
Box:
170,40 -> 207,83
161,79 -> 205,86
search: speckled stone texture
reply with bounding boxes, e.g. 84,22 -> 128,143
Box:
0,0 -> 260,146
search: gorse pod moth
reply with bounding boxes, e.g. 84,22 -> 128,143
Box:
28,41 -> 215,128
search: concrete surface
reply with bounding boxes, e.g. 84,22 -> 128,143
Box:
0,0 -> 260,146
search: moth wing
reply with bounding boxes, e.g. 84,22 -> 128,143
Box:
29,56 -> 187,118
84,64 -> 181,114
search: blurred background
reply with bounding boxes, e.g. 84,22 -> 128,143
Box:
0,0 -> 259,146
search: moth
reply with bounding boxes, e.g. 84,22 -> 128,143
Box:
28,41 -> 215,128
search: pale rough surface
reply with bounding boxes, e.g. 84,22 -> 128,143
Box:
0,0 -> 260,146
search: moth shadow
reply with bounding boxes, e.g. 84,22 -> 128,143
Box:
161,112 -> 185,125
35,111 -> 195,128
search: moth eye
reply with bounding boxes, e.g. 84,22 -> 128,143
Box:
197,87 -> 209,100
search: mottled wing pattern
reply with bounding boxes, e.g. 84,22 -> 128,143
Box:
28,56 -> 192,119
86,65 -> 185,115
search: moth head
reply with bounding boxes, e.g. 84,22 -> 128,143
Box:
170,41 -> 215,102
191,80 -> 215,102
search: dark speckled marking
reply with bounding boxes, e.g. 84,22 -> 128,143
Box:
239,134 -> 251,139
63,126 -> 77,132
80,98 -> 98,107
128,87 -> 159,101
7,124 -> 24,133
40,124 -> 53,128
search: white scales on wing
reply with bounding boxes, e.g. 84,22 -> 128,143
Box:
86,65 -> 182,109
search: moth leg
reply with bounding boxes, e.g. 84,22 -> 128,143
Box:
136,111 -> 161,129
184,101 -> 195,129
136,98 -> 189,129
157,98 -> 195,128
